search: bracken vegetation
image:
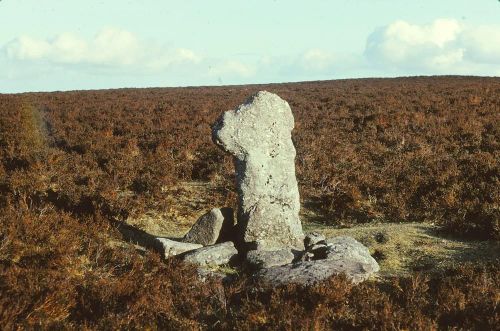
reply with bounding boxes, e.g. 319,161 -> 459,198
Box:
0,76 -> 499,329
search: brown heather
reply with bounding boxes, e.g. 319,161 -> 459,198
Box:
0,76 -> 499,329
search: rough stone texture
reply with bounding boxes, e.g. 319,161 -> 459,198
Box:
212,91 -> 304,250
183,208 -> 227,246
256,258 -> 378,286
304,232 -> 326,249
182,242 -> 239,267
155,238 -> 203,258
323,236 -> 379,270
255,236 -> 379,286
246,249 -> 295,269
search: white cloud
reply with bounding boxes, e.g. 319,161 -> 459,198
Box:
365,18 -> 500,74
365,19 -> 463,70
4,27 -> 201,70
5,36 -> 51,60
460,25 -> 500,64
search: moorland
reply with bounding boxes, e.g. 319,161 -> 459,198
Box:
0,76 -> 498,329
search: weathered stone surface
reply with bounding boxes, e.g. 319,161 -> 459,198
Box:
255,258 -> 378,286
182,242 -> 239,267
155,238 -> 202,258
183,208 -> 229,246
212,91 -> 304,250
304,232 -> 326,249
255,236 -> 379,286
246,249 -> 295,269
248,240 -> 293,252
324,236 -> 379,270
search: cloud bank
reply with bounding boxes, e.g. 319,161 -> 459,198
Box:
365,18 -> 500,75
4,27 -> 201,70
1,19 -> 499,92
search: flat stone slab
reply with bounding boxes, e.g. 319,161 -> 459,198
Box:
246,249 -> 295,269
182,242 -> 239,267
183,208 -> 226,246
255,258 -> 378,286
323,236 -> 379,266
255,236 -> 379,286
155,238 -> 203,258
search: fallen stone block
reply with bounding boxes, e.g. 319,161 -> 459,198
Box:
246,249 -> 295,269
255,237 -> 379,286
182,242 -> 239,267
155,238 -> 203,258
324,236 -> 378,269
255,257 -> 378,286
183,208 -> 232,246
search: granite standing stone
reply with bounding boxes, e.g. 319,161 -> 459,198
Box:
212,91 -> 304,250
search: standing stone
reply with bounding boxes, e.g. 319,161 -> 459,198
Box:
212,91 -> 304,250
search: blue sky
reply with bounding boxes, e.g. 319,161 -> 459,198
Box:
1,0 -> 499,93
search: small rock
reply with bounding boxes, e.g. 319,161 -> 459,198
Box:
183,208 -> 228,246
324,236 -> 378,271
304,232 -> 326,248
246,249 -> 295,269
155,238 -> 203,258
182,242 -> 239,267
